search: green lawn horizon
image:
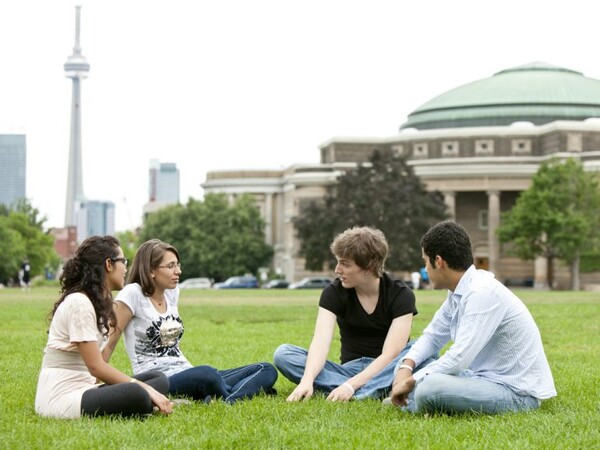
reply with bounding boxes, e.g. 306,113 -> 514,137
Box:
0,287 -> 598,449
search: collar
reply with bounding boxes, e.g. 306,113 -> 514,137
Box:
448,264 -> 477,303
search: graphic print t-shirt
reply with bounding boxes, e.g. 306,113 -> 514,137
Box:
116,283 -> 192,376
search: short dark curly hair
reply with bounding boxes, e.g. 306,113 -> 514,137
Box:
421,221 -> 473,271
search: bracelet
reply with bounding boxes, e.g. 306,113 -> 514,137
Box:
130,378 -> 138,383
398,364 -> 413,372
342,382 -> 355,395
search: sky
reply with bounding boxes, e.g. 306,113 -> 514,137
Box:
2,0 -> 600,232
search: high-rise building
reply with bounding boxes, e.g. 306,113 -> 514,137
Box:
149,159 -> 180,203
76,200 -> 115,241
64,6 -> 90,226
143,159 -> 180,219
0,134 -> 26,208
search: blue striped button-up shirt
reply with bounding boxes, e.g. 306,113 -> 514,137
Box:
407,265 -> 556,399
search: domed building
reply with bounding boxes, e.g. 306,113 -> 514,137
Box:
202,63 -> 600,288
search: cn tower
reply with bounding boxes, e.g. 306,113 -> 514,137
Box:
63,6 -> 90,226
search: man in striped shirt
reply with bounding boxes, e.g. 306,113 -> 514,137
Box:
390,221 -> 556,414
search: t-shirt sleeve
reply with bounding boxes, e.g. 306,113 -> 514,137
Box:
67,294 -> 100,343
318,282 -> 343,316
115,283 -> 141,316
389,281 -> 417,318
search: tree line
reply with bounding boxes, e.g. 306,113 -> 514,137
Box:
0,200 -> 59,285
3,155 -> 598,289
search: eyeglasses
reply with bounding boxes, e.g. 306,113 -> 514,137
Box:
111,257 -> 129,267
158,262 -> 182,271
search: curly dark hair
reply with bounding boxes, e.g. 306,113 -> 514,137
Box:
421,221 -> 474,271
48,235 -> 121,337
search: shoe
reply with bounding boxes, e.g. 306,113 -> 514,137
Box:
382,397 -> 394,406
263,387 -> 278,396
382,396 -> 410,411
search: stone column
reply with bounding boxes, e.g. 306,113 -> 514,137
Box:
444,191 -> 456,220
264,193 -> 273,245
534,255 -> 549,290
487,190 -> 501,275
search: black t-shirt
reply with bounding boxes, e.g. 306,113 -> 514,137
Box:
319,272 -> 417,364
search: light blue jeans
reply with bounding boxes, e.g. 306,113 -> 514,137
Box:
405,371 -> 542,414
273,340 -> 436,400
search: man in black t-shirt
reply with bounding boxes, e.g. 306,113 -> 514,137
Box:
274,227 -> 435,402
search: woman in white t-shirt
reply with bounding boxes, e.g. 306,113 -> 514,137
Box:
104,239 -> 277,404
35,236 -> 173,419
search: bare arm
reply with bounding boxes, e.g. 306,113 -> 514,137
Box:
78,340 -> 172,414
327,313 -> 413,402
286,307 -> 336,402
391,357 -> 416,406
101,301 -> 133,363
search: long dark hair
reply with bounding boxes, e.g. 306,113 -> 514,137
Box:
127,239 -> 180,297
49,235 -> 121,337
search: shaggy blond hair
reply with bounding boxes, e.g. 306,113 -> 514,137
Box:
330,227 -> 388,277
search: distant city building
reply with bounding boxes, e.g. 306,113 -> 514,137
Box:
48,226 -> 78,262
143,159 -> 180,219
203,62 -> 600,288
0,134 -> 26,208
76,200 -> 115,241
64,6 -> 90,226
149,159 -> 180,203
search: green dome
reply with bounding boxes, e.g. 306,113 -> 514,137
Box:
400,62 -> 600,130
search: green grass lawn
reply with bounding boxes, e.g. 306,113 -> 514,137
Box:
1,287 -> 598,449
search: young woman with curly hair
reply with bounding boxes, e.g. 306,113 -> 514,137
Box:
35,236 -> 173,419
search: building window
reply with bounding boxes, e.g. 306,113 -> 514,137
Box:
511,139 -> 531,155
475,139 -> 494,155
441,141 -> 459,157
479,210 -> 488,230
567,133 -> 582,152
391,144 -> 406,157
413,143 -> 429,158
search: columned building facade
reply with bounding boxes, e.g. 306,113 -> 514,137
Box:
202,63 -> 600,287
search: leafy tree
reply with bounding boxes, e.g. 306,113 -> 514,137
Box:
138,194 -> 273,281
0,200 -> 59,284
498,158 -> 600,290
116,230 -> 138,263
0,218 -> 26,284
11,198 -> 47,229
294,150 -> 448,273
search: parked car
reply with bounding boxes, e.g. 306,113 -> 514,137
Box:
263,279 -> 290,289
213,275 -> 259,289
178,277 -> 212,289
288,277 -> 333,289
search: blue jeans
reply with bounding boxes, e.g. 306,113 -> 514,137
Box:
168,362 -> 278,404
407,372 -> 542,414
273,340 -> 435,400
